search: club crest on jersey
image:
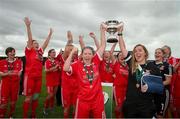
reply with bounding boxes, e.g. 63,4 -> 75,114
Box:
36,53 -> 43,61
103,91 -> 109,104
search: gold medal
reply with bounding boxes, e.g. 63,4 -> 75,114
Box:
90,85 -> 93,89
136,83 -> 140,88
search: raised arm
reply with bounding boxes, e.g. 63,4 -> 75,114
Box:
89,32 -> 100,50
24,17 -> 33,48
41,28 -> 53,51
58,31 -> 73,60
79,35 -> 85,50
110,43 -> 117,64
97,23 -> 107,58
117,24 -> 128,58
63,47 -> 78,72
66,30 -> 73,45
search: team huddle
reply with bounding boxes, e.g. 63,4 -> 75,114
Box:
0,17 -> 180,118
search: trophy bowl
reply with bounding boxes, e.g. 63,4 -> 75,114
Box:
105,20 -> 119,43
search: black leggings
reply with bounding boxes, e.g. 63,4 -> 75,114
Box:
154,89 -> 170,116
123,100 -> 156,118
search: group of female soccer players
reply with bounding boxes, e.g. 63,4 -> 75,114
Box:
0,17 -> 180,118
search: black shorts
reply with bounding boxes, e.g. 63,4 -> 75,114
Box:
123,99 -> 156,118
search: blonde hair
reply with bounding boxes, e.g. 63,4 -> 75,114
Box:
131,44 -> 149,74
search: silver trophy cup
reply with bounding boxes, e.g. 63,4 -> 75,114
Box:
105,20 -> 122,43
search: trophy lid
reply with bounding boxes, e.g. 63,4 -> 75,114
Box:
105,20 -> 119,25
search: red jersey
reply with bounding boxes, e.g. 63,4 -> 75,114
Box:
168,56 -> 179,67
56,53 -> 65,85
25,47 -> 43,78
173,65 -> 180,98
56,53 -> 65,70
171,58 -> 180,98
113,61 -> 129,86
168,57 -> 180,97
100,60 -> 114,83
0,58 -> 22,81
70,53 -> 103,101
57,53 -> 78,88
45,58 -> 60,86
57,53 -> 78,70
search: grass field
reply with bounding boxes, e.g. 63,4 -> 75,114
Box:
1,69 -> 63,118
1,69 -> 116,118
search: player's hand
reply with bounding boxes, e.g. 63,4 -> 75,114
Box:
24,17 -> 31,26
117,22 -> 124,32
49,28 -> 53,36
100,22 -> 107,32
59,66 -> 62,71
141,84 -> 148,93
67,30 -> 73,41
59,49 -> 63,54
55,64 -> 59,69
89,32 -> 96,39
7,71 -> 17,76
79,35 -> 83,42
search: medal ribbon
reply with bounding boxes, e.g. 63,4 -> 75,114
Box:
135,64 -> 145,83
7,60 -> 14,71
83,64 -> 94,85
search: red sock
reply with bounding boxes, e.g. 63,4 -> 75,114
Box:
44,98 -> 50,109
115,105 -> 123,118
23,101 -> 30,118
0,108 -> 7,118
9,103 -> 16,117
64,107 -> 69,118
64,112 -> 68,118
32,100 -> 38,117
72,111 -> 75,118
115,109 -> 120,118
50,96 -> 54,108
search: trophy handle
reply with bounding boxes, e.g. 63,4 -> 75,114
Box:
101,22 -> 108,29
116,21 -> 124,28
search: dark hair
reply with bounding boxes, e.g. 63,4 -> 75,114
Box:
32,40 -> 37,43
5,47 -> 15,56
82,46 -> 95,55
48,49 -> 55,56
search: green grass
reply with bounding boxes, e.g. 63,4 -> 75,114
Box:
6,69 -> 64,118
1,69 -> 116,118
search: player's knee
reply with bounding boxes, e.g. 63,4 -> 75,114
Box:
10,101 -> 16,105
49,93 -> 54,97
25,96 -> 32,102
32,93 -> 39,100
0,103 -> 7,109
64,107 -> 70,113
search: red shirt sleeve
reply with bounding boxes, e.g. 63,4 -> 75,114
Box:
16,59 -> 23,72
93,53 -> 102,66
0,60 -> 4,72
68,61 -> 78,76
38,47 -> 44,55
45,60 -> 51,71
25,47 -> 32,56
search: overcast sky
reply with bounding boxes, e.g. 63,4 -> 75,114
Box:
0,0 -> 179,59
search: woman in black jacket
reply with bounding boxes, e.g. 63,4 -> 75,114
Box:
117,24 -> 160,118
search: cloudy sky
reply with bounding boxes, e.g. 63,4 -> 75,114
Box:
0,0 -> 179,59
